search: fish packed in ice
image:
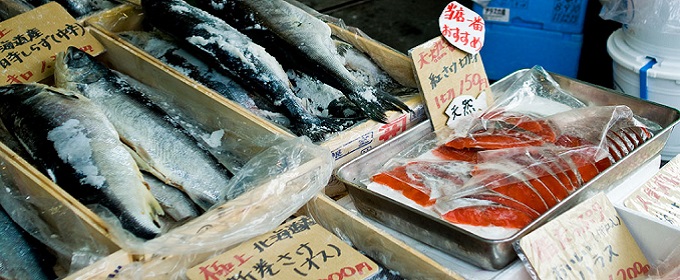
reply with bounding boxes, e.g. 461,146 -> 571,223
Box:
0,83 -> 164,239
134,0 -> 415,142
54,46 -> 235,210
117,30 -> 292,128
193,0 -> 411,122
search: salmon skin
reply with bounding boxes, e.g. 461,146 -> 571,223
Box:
54,46 -> 234,210
193,0 -> 411,123
141,0 -> 360,142
0,83 -> 164,239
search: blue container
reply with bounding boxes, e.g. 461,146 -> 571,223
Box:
473,0 -> 588,34
480,23 -> 583,81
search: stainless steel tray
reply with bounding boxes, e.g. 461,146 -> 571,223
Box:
335,69 -> 680,270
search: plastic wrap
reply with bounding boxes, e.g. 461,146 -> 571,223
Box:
365,66 -> 660,239
599,0 -> 680,33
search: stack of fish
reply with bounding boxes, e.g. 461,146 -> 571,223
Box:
0,205 -> 56,279
129,0 -> 415,142
0,46 -> 243,240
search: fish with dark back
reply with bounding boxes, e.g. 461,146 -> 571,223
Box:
0,83 -> 164,239
193,0 -> 411,122
141,0 -> 363,142
54,46 -> 235,210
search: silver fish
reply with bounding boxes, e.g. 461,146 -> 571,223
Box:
141,0 -> 359,142
54,46 -> 234,209
143,173 -> 201,222
0,83 -> 163,239
117,30 -> 291,128
0,206 -> 55,280
195,0 -> 411,122
287,69 -> 361,119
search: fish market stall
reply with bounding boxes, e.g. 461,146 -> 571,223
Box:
84,2 -> 427,171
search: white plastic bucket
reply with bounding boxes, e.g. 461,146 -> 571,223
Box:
608,28 -> 680,161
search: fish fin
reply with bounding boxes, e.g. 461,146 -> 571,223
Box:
333,39 -> 353,57
346,86 -> 411,123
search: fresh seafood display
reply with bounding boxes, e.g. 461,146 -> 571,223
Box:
54,46 -> 234,210
366,69 -> 659,239
141,0 -> 360,142
193,0 -> 411,122
0,206 -> 56,280
0,83 -> 164,239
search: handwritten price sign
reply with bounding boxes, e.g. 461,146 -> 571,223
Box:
438,1 -> 485,54
516,193 -> 650,280
410,36 -> 489,131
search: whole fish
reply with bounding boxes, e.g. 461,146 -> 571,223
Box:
0,206 -> 55,280
287,69 -> 361,119
27,0 -> 117,18
117,30 -> 291,128
54,46 -> 234,210
0,83 -> 163,239
194,0 -> 411,122
141,0 -> 359,142
0,0 -> 33,21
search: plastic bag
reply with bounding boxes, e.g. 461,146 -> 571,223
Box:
599,0 -> 680,33
366,66 -> 660,239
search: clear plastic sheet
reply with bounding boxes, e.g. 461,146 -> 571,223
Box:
365,66 -> 660,238
0,160 -> 112,277
71,136 -> 333,279
599,0 -> 680,33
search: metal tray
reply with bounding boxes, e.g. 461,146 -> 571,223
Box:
335,69 -> 680,270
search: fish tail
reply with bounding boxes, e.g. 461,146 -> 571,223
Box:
347,86 -> 411,123
294,115 -> 361,142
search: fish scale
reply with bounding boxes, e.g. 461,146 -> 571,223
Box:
54,46 -> 234,211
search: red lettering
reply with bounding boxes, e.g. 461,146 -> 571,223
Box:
341,267 -> 356,277
354,262 -> 374,274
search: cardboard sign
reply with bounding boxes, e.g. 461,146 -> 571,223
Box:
186,216 -> 379,280
409,36 -> 489,132
624,154 -> 680,226
438,2 -> 485,54
0,2 -> 104,85
516,193 -> 650,280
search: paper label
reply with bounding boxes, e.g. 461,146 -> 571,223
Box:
517,193 -> 650,280
0,2 -> 104,85
624,154 -> 680,226
409,36 -> 489,131
438,1 -> 485,54
186,216 -> 379,280
482,7 -> 510,22
444,91 -> 487,129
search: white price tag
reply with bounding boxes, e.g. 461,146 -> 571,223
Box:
482,7 -> 510,22
445,90 -> 487,128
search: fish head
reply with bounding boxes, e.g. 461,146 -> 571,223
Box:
54,46 -> 106,91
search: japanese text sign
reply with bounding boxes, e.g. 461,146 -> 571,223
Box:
409,36 -> 489,132
439,1 -> 485,54
186,216 -> 379,280
624,154 -> 680,226
516,193 -> 650,280
0,2 -> 104,86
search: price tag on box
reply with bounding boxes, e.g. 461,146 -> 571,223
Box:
516,193 -> 650,280
0,2 -> 104,85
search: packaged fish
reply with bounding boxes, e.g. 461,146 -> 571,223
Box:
337,67 -> 677,270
